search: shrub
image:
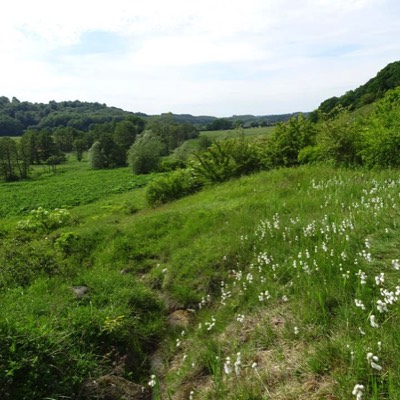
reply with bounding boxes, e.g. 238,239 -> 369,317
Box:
192,136 -> 263,184
360,87 -> 400,167
265,114 -> 317,167
17,207 -> 71,233
146,169 -> 202,206
316,108 -> 363,166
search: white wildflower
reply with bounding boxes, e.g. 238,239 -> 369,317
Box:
236,314 -> 245,323
352,384 -> 364,400
370,315 -> 379,328
234,352 -> 241,376
376,300 -> 388,313
224,357 -> 232,375
354,299 -> 366,310
367,352 -> 382,371
148,375 -> 156,387
375,273 -> 385,286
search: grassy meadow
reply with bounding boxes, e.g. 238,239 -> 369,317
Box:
1,153 -> 400,399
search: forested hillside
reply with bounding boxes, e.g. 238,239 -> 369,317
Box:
0,96 -> 302,138
318,60 -> 400,114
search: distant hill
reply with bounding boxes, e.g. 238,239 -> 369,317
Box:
0,98 -> 146,137
165,112 -> 304,130
0,96 -> 305,137
318,60 -> 400,114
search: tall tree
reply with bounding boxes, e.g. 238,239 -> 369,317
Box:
128,130 -> 164,174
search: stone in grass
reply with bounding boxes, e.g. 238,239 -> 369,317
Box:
71,285 -> 90,299
82,375 -> 151,400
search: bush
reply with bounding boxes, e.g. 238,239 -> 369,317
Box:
146,169 -> 202,206
265,114 -> 317,167
316,108 -> 363,166
192,136 -> 264,183
17,207 -> 71,233
360,87 -> 400,167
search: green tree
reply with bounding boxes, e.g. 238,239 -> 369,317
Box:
128,130 -> 164,174
73,138 -> 86,161
88,141 -> 105,169
0,137 -> 29,180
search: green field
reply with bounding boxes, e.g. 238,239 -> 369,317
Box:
202,125 -> 275,140
0,157 -> 151,217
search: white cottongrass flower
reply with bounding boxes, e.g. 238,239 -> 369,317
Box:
236,314 -> 245,323
356,270 -> 367,285
359,327 -> 366,335
251,362 -> 258,370
370,315 -> 379,328
352,384 -> 365,400
392,259 -> 400,270
376,300 -> 388,313
234,352 -> 241,376
375,273 -> 385,286
294,326 -> 299,335
148,375 -> 156,387
224,357 -> 232,374
189,390 -> 195,400
354,299 -> 366,310
367,352 -> 382,371
258,290 -> 271,302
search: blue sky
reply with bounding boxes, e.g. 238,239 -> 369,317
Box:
1,0 -> 400,117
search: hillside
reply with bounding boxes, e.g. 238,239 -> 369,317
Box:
1,162 -> 400,399
0,96 -> 302,137
318,60 -> 400,114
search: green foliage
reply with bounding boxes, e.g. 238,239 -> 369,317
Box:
360,87 -> 400,168
88,141 -> 105,169
192,135 -> 264,183
318,60 -> 400,113
55,231 -> 80,255
146,169 -> 202,206
128,130 -> 164,174
265,114 -> 317,167
315,107 -> 363,166
0,137 -> 30,181
17,207 -> 71,233
0,164 -> 150,217
0,271 -> 164,399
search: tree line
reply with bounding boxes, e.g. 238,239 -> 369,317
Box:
0,112 -> 199,181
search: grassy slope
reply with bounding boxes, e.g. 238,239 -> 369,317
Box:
1,163 -> 400,399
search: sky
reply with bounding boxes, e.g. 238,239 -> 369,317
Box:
1,0 -> 400,117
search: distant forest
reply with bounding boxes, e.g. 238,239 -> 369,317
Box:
317,60 -> 400,115
0,95 -> 303,138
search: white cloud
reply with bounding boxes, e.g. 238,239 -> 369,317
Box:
0,0 -> 399,115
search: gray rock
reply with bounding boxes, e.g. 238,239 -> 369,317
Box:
71,286 -> 90,299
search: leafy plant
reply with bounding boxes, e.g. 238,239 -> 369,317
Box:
192,136 -> 263,183
146,169 -> 203,206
